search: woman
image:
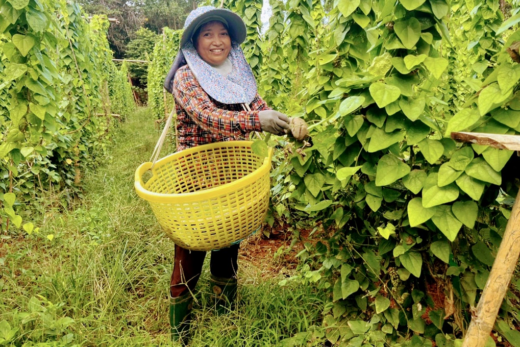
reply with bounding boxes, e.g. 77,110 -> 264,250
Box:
163,6 -> 290,340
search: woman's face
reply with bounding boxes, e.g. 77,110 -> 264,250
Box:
195,21 -> 231,66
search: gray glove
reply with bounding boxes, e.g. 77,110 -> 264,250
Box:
258,110 -> 290,135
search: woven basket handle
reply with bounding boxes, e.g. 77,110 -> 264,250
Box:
150,108 -> 175,169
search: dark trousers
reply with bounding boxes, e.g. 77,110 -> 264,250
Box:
170,244 -> 240,297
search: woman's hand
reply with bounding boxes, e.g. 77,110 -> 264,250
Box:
258,110 -> 290,135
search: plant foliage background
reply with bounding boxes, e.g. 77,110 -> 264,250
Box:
4,0 -> 520,344
147,0 -> 520,344
0,0 -> 135,234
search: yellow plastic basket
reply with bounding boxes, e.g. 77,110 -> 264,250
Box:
134,141 -> 273,251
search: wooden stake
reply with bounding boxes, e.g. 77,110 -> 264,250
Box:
112,59 -> 150,63
463,191 -> 520,347
452,131 -> 520,347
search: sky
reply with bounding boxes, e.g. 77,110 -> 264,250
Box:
260,0 -> 272,33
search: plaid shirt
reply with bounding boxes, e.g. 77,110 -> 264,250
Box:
173,65 -> 269,151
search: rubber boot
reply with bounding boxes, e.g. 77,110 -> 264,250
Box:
209,275 -> 237,314
170,292 -> 193,341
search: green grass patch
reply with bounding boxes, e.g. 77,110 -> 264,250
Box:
0,107 -> 324,346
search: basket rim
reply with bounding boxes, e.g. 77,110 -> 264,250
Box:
134,141 -> 273,204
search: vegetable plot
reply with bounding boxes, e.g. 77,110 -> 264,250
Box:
0,0 -> 135,231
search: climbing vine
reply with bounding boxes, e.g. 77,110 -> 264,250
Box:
145,0 -> 520,344
0,0 -> 134,232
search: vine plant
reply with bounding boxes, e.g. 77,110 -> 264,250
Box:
0,0 -> 134,232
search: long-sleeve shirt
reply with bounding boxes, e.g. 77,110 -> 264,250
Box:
172,65 -> 270,151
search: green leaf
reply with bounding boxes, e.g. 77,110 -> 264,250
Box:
345,115 -> 365,136
482,147 -> 513,172
472,241 -> 495,266
394,17 -> 422,49
449,147 -> 474,171
400,252 -> 422,278
342,279 -> 360,299
496,12 -> 520,35
452,201 -> 478,229
366,108 -> 387,127
456,174 -> 486,200
376,154 -> 411,186
478,83 -> 512,116
406,122 -> 430,145
23,222 -> 34,234
337,166 -> 362,180
492,108 -> 520,128
408,197 -> 436,227
497,65 -> 520,92
418,139 -> 444,164
429,310 -> 445,330
365,181 -> 382,197
319,53 -> 337,65
496,320 -> 520,347
369,82 -> 401,108
3,192 -> 16,207
403,170 -> 427,194
445,108 -> 480,136
12,34 -> 36,57
424,57 -> 449,79
465,157 -> 501,185
338,0 -> 360,17
429,0 -> 448,18
9,103 -> 27,127
377,223 -> 396,239
12,215 -> 22,228
391,57 -> 412,74
375,295 -> 391,314
352,13 -> 370,28
29,103 -> 46,120
366,194 -> 383,212
336,166 -> 361,181
399,0 -> 426,10
438,163 -> 463,187
305,200 -> 333,212
291,157 -> 311,177
26,8 -> 48,32
399,96 -> 425,121
422,173 -> 459,208
340,96 -> 365,116
432,205 -> 462,241
431,241 -> 450,263
404,54 -> 427,69
304,173 -> 325,197
348,320 -> 370,335
3,63 -> 27,81
368,53 -> 392,76
367,129 -> 405,152
7,0 -> 29,9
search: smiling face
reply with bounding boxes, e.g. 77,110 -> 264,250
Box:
194,21 -> 232,66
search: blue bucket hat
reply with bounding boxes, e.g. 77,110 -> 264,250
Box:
163,6 -> 257,105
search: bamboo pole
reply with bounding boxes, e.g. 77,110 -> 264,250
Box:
451,132 -> 520,347
112,59 -> 150,63
462,191 -> 520,347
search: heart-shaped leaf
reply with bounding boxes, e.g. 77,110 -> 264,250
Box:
432,205 -> 462,241
376,154 -> 411,186
12,34 -> 36,57
394,17 -> 422,49
369,82 -> 401,108
338,0 -> 360,17
452,201 -> 478,229
408,197 -> 437,226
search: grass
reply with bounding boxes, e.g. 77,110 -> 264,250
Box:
0,107 -> 324,346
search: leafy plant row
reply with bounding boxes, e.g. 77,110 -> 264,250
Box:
147,0 -> 520,344
0,0 -> 135,232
